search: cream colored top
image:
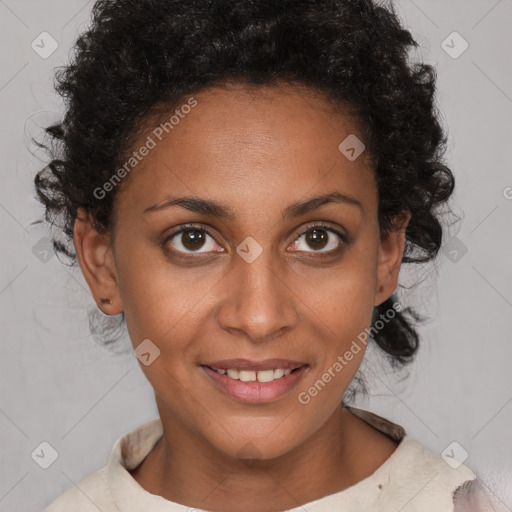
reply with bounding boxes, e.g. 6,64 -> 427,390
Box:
45,406 -> 477,511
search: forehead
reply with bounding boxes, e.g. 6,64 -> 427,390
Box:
114,83 -> 376,219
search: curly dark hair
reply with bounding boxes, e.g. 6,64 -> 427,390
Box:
33,0 -> 455,369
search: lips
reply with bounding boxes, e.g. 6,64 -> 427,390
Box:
199,358 -> 309,403
200,358 -> 307,372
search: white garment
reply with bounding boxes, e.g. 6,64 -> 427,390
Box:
44,406 -> 477,511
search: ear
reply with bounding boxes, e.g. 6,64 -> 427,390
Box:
374,210 -> 411,307
73,207 -> 123,315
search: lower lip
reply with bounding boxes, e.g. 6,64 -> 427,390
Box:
200,365 -> 308,404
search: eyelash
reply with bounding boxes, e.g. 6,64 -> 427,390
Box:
163,222 -> 348,260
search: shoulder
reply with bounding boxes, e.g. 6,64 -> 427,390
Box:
343,406 -> 478,511
44,418 -> 163,511
390,435 -> 476,485
44,465 -> 118,512
376,436 -> 477,511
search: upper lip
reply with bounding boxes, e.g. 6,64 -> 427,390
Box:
201,358 -> 308,371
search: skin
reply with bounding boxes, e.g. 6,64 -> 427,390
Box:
73,82 -> 411,511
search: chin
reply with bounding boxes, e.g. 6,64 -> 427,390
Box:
209,428 -> 301,462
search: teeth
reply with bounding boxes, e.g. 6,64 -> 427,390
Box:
239,370 -> 256,382
274,368 -> 285,379
255,369 -> 275,382
226,369 -> 239,379
213,367 -> 297,382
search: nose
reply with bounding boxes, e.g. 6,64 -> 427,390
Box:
216,249 -> 298,344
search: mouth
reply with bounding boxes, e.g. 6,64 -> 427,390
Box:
199,358 -> 309,403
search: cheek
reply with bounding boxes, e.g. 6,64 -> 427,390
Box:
117,228 -> 379,363
329,279 -> 376,349
293,251 -> 377,400
297,256 -> 377,341
115,242 -> 217,345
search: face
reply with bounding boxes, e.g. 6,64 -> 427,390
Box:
74,82 -> 409,461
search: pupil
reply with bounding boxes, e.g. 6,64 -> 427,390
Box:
180,228 -> 328,252
307,228 -> 328,250
183,229 -> 205,251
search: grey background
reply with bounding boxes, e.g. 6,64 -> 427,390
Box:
0,0 -> 511,510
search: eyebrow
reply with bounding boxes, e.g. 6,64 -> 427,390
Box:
142,190 -> 364,219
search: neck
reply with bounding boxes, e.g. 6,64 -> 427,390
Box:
130,403 -> 398,512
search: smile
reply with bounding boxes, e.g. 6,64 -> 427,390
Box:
200,361 -> 309,403
210,367 -> 293,382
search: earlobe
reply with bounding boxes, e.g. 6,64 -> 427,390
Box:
374,210 -> 411,307
73,207 -> 122,315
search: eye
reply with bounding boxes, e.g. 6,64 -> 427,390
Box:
289,222 -> 347,256
164,224 -> 224,256
163,222 -> 347,259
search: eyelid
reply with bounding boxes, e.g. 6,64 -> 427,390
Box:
294,221 -> 348,244
163,221 -> 348,257
163,222 -> 223,255
289,221 -> 348,258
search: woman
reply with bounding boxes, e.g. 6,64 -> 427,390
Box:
36,0 -> 496,510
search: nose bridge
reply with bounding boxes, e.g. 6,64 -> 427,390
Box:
218,241 -> 296,342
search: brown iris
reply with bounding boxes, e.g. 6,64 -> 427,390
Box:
181,229 -> 206,251
305,228 -> 328,250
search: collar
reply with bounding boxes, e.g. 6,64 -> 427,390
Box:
107,407 -> 474,511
